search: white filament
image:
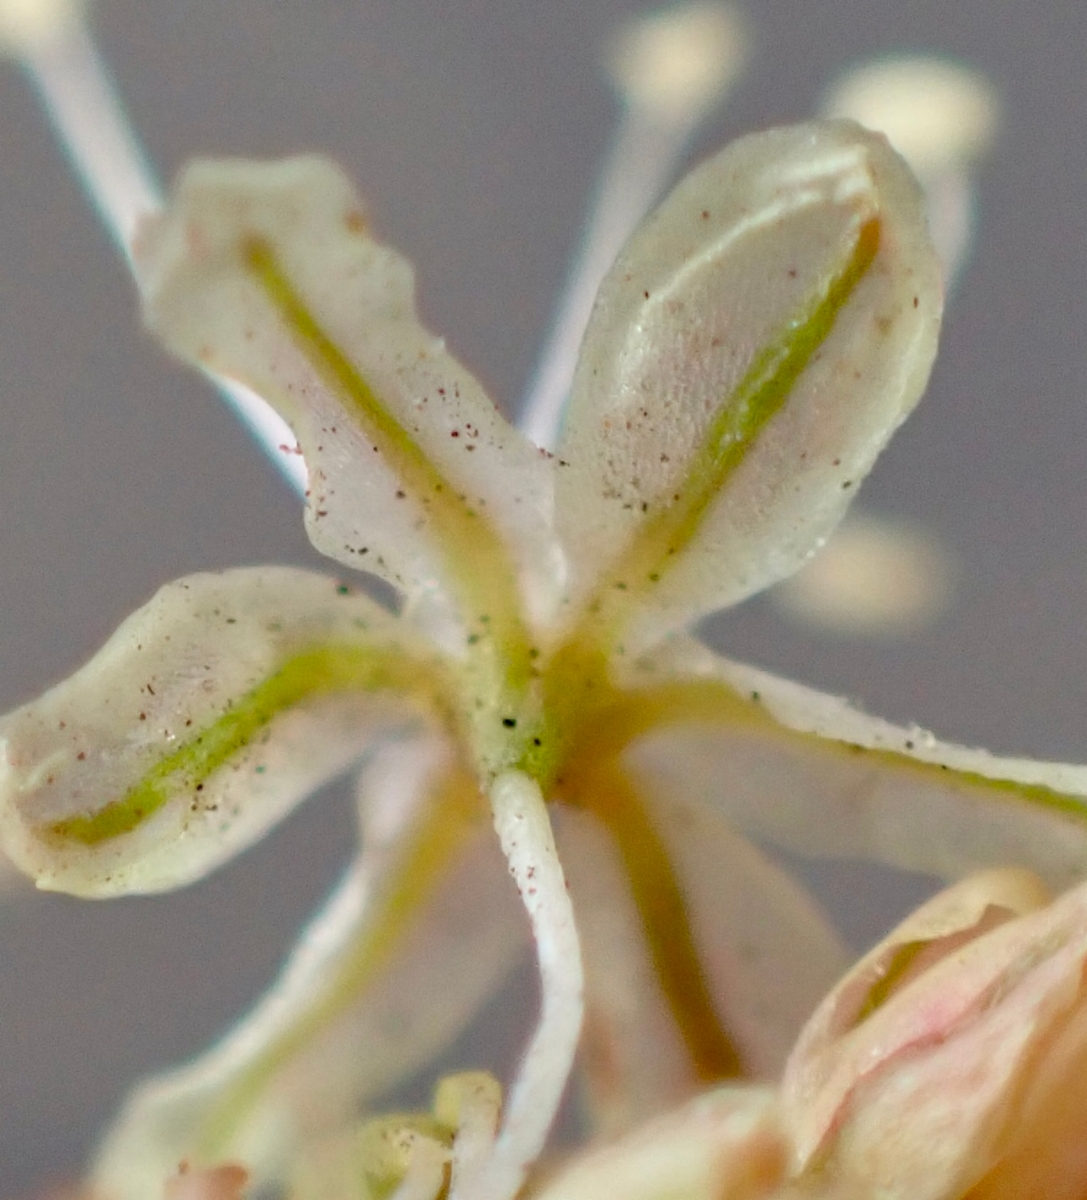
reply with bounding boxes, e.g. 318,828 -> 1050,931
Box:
15,14 -> 307,493
455,771 -> 584,1200
518,3 -> 748,450
20,20 -> 157,258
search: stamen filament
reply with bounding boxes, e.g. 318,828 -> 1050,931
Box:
15,12 -> 308,493
19,19 -> 156,257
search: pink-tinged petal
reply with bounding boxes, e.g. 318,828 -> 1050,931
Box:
92,740 -> 529,1200
555,120 -> 941,653
0,567 -> 449,896
782,870 -> 1050,1169
968,1002 -> 1087,1199
135,157 -> 560,644
622,637 -> 1087,891
781,874 -> 1087,1199
533,1086 -> 786,1200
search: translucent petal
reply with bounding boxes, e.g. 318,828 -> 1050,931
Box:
0,567 -> 445,896
92,741 -> 528,1199
556,805 -> 698,1134
555,789 -> 846,1136
555,121 -> 941,652
135,157 -> 560,641
623,638 -> 1087,890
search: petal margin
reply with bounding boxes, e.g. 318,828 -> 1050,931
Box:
619,638 -> 1087,891
0,567 -> 449,895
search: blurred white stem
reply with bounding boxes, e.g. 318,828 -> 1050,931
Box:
519,109 -> 703,451
18,17 -> 308,494
519,3 -> 747,450
21,21 -> 156,258
455,772 -> 583,1200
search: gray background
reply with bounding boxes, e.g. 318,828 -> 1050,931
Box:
0,1 -> 1085,1193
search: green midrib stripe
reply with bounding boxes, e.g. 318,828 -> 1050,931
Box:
590,215 -> 882,627
50,643 -> 440,845
573,763 -> 744,1081
578,675 -> 1087,834
243,240 -> 533,691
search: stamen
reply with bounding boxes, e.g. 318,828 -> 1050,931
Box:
518,3 -> 748,450
7,6 -> 308,493
457,772 -> 583,1200
822,57 -> 998,291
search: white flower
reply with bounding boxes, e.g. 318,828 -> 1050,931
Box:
1,9 -> 1085,1200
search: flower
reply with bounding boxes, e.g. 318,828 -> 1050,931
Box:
777,868 -> 1087,1199
3,8 -> 1087,1200
534,868 -> 1087,1200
